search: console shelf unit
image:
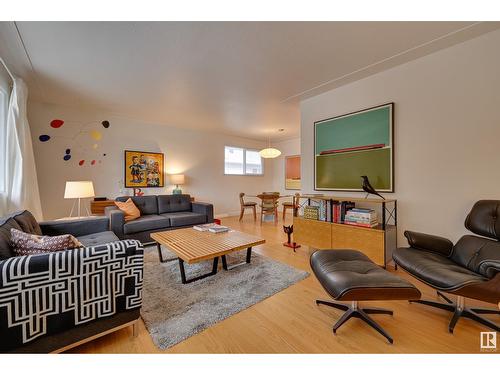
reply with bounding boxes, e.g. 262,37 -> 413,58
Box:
293,195 -> 397,267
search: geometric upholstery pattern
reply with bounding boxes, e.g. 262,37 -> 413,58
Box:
0,240 -> 143,350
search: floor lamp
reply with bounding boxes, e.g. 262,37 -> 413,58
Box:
64,181 -> 95,217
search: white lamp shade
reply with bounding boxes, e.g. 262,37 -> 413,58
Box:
259,148 -> 281,158
170,174 -> 185,185
64,181 -> 95,199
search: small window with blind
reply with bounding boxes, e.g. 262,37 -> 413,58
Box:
224,146 -> 264,176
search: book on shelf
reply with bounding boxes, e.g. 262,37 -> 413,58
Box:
341,201 -> 355,223
345,207 -> 378,227
346,212 -> 378,220
350,208 -> 374,213
303,206 -> 319,220
345,209 -> 377,217
345,217 -> 378,224
344,220 -> 379,228
331,201 -> 355,223
319,200 -> 327,221
333,202 -> 339,223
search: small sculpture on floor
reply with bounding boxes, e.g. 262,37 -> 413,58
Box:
283,225 -> 301,252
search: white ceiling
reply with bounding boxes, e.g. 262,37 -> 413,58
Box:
1,21 -> 499,140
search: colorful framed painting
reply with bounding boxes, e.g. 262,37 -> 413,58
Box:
124,150 -> 164,188
285,155 -> 301,190
314,102 -> 394,192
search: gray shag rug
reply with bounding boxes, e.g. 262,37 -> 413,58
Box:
141,245 -> 309,350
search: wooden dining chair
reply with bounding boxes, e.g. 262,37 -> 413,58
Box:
239,193 -> 257,221
258,192 -> 280,224
282,192 -> 300,220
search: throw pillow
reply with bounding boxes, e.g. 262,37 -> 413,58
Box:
115,198 -> 141,221
10,228 -> 83,256
0,218 -> 23,259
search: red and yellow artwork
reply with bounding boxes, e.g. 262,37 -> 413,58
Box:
285,155 -> 301,190
124,150 -> 164,188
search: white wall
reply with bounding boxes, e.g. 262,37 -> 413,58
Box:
28,101 -> 275,219
301,29 -> 500,244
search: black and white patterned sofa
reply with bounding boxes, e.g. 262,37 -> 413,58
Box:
0,211 -> 144,353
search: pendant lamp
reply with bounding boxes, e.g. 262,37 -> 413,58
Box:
259,129 -> 283,158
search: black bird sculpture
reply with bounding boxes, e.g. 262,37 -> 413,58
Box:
361,175 -> 385,200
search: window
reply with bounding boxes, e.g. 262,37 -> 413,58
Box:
0,87 -> 7,193
224,146 -> 263,175
245,149 -> 263,175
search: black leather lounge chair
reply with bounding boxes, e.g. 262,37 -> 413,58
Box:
393,200 -> 500,333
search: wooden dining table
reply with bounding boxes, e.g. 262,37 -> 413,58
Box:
246,193 -> 293,223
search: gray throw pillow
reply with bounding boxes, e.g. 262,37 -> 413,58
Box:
10,228 -> 83,256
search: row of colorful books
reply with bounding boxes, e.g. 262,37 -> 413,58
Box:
344,208 -> 378,228
300,201 -> 379,228
332,201 -> 356,223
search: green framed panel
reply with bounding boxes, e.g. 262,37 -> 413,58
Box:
314,103 -> 394,192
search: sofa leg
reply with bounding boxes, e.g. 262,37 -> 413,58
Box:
132,320 -> 139,338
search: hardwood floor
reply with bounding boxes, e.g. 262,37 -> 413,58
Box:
70,214 -> 499,354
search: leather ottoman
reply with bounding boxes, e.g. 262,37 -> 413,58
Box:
310,249 -> 421,343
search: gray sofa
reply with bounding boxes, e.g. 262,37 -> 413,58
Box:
105,194 -> 214,244
0,210 -> 143,353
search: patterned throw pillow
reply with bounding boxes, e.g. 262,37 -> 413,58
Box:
10,228 -> 83,256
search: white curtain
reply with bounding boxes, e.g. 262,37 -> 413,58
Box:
0,78 -> 43,219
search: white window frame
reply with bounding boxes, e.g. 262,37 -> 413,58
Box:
224,146 -> 264,176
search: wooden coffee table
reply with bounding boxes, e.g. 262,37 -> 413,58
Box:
151,228 -> 265,284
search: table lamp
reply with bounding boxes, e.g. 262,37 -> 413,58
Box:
64,181 -> 95,217
170,174 -> 185,195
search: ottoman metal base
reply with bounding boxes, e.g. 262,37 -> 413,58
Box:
316,299 -> 394,344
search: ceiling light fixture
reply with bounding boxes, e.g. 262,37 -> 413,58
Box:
259,129 -> 283,159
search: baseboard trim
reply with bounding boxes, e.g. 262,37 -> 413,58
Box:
216,208 -> 286,219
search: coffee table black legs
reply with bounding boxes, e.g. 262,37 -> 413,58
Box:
175,247 -> 253,284
221,247 -> 252,271
157,243 -> 177,263
178,257 -> 219,284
